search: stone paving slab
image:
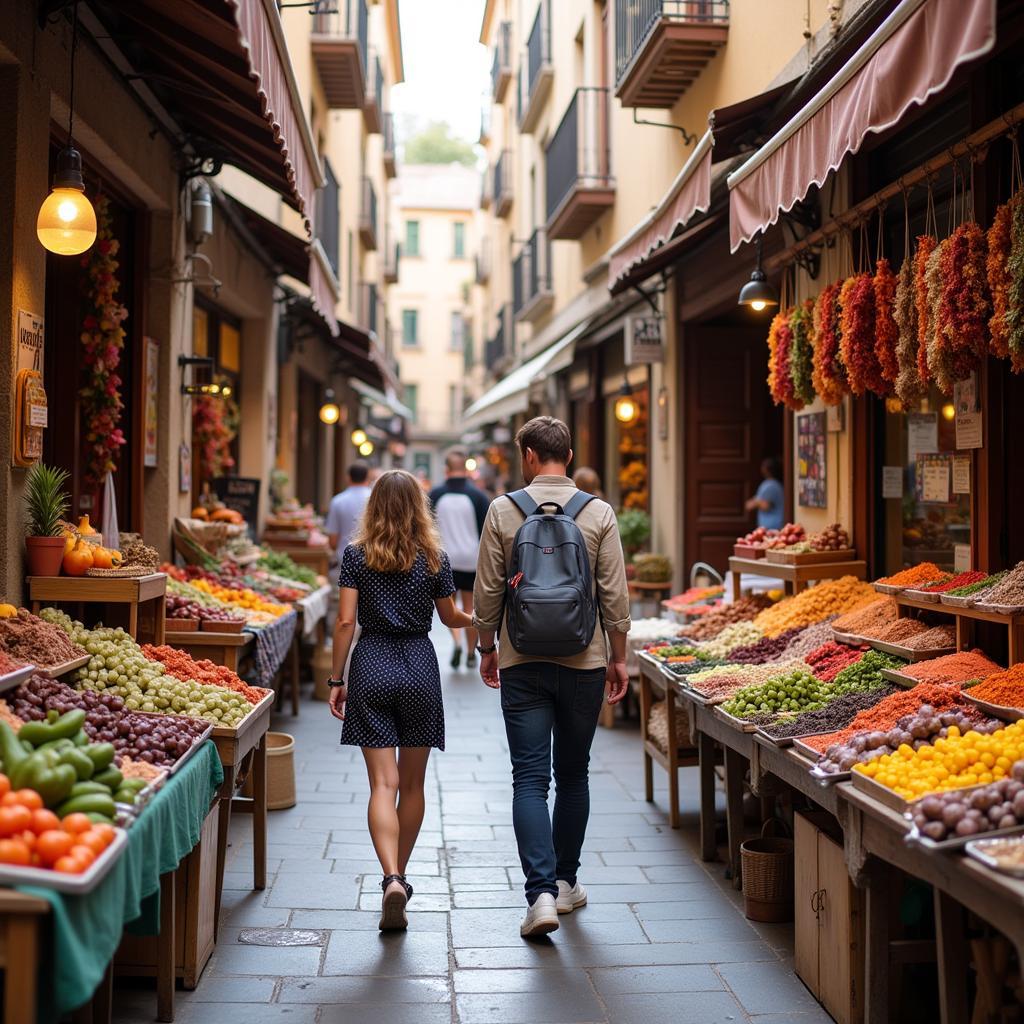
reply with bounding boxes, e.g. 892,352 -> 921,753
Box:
111,626 -> 819,1023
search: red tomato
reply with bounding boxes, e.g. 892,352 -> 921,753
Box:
36,830 -> 75,866
31,809 -> 60,834
0,805 -> 33,837
0,839 -> 31,865
61,813 -> 92,836
68,845 -> 96,868
53,855 -> 86,874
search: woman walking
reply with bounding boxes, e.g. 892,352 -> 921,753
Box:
328,469 -> 472,930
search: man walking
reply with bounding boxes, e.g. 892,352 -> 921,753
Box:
473,417 -> 631,938
429,450 -> 490,669
325,461 -> 372,564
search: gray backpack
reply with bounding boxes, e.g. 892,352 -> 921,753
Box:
503,490 -> 598,657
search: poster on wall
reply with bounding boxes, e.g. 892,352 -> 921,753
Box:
916,453 -> 953,505
143,338 -> 159,468
797,412 -> 827,509
17,310 -> 45,376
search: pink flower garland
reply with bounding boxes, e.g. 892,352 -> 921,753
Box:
79,195 -> 128,489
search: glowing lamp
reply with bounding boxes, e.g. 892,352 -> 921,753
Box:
351,428 -> 368,447
465,457 -> 478,472
614,382 -> 638,425
941,402 -> 956,422
319,389 -> 341,425
737,234 -> 777,312
37,148 -> 96,255
358,440 -> 375,457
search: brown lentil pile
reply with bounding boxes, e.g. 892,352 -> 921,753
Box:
679,595 -> 773,641
976,561 -> 1024,606
900,624 -> 957,650
873,618 -> 929,643
757,685 -> 899,739
0,610 -> 86,667
832,597 -> 897,636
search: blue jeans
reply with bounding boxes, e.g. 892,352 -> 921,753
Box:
500,662 -> 606,903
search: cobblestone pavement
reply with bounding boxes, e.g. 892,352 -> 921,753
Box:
115,628 -> 831,1023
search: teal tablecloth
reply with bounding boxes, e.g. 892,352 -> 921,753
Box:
17,739 -> 224,1021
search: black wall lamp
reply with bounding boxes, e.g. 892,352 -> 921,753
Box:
737,234 -> 778,312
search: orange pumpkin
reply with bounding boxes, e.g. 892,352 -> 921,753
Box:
90,547 -> 114,570
191,507 -> 209,521
77,515 -> 98,537
62,541 -> 94,577
210,509 -> 237,523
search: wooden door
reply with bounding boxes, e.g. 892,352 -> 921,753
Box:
683,325 -> 781,574
793,812 -> 820,997
817,829 -> 864,1024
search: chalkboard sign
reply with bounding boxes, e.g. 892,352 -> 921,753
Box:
212,477 -> 261,536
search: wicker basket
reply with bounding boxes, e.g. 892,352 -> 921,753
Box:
741,820 -> 794,922
241,732 -> 296,810
647,699 -> 691,754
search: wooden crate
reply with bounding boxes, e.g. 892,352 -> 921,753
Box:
794,810 -> 865,1024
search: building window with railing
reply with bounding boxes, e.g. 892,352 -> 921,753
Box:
452,221 -> 466,259
405,220 -> 420,257
315,158 -> 341,276
403,383 -> 418,424
402,308 -> 419,347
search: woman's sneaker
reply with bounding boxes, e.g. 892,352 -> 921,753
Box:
556,879 -> 587,914
520,893 -> 559,938
450,647 -> 462,669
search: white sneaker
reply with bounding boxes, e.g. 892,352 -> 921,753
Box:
556,879 -> 587,914
520,893 -> 559,938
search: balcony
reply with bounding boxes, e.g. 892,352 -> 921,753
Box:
614,0 -> 729,108
315,158 -> 341,277
311,0 -> 369,109
359,176 -> 377,250
383,226 -> 400,284
491,20 -> 512,102
493,150 -> 513,218
485,305 -> 514,374
363,49 -> 384,133
512,228 -> 553,323
475,243 -> 491,285
360,281 -> 378,338
545,88 -> 615,240
517,0 -> 552,133
382,113 -> 397,178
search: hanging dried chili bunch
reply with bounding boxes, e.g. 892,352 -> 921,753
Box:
873,258 -> 899,385
811,282 -> 848,405
914,234 -> 937,385
1006,196 -> 1024,372
987,197 -> 1017,358
789,299 -> 816,408
839,273 -> 885,395
894,255 -> 924,406
766,309 -> 797,407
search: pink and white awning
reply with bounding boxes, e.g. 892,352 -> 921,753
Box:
727,0 -> 997,251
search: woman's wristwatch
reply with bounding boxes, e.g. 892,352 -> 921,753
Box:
327,677 -> 346,687
475,642 -> 497,655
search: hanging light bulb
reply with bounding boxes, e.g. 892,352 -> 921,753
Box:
738,234 -> 778,312
351,427 -> 368,447
37,4 -> 96,256
358,440 -> 375,457
465,457 -> 478,472
319,388 -> 341,425
941,402 -> 956,422
614,381 -> 638,425
220,383 -> 233,398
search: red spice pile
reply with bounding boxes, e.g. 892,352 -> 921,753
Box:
142,644 -> 270,704
903,649 -> 1003,686
920,570 -> 988,594
804,642 -> 867,683
967,665 -> 1024,709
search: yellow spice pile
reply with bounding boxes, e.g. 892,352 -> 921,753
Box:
753,576 -> 878,638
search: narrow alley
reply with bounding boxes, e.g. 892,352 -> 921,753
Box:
113,627 -> 829,1024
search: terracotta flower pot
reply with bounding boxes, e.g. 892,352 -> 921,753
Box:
25,536 -> 66,577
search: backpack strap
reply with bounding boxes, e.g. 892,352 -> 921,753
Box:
562,490 -> 597,521
506,489 -> 539,519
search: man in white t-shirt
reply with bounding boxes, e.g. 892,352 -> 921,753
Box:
325,461 -> 372,565
429,450 -> 491,669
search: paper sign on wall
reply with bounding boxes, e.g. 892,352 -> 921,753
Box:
919,454 -> 951,504
955,413 -> 983,450
17,310 -> 44,377
882,466 -> 903,499
954,545 -> 972,573
907,413 -> 938,461
952,455 -> 971,494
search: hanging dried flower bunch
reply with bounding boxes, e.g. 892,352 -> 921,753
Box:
873,258 -> 899,384
766,309 -> 795,408
894,255 -> 924,406
811,281 -> 848,405
924,239 -> 951,392
914,234 -> 937,385
839,273 -> 885,395
1006,196 -> 1024,372
789,299 -> 816,408
987,197 -> 1017,359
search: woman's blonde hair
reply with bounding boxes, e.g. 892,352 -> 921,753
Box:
351,469 -> 443,574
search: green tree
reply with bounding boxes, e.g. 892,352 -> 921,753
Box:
404,121 -> 476,166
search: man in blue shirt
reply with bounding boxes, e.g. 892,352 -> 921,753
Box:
745,457 -> 785,531
326,461 -> 372,564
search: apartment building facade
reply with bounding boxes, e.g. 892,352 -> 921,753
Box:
469,0 -> 841,584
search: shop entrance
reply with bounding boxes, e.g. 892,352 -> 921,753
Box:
682,322 -> 784,575
295,369 -> 323,509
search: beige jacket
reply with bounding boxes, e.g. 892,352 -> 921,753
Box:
472,475 -> 631,670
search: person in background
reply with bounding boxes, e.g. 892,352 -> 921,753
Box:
745,456 -> 785,531
326,461 -> 372,564
572,466 -> 603,500
429,449 -> 491,670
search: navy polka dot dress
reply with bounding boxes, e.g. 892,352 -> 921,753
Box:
338,544 -> 455,750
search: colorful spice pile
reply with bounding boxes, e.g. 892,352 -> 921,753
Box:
875,563 -> 944,588
698,622 -> 763,660
752,576 -> 876,638
831,650 -> 905,692
0,610 -> 86,667
900,624 -> 957,650
775,618 -> 841,660
687,660 -> 809,704
802,683 -> 974,753
903,650 -> 1003,686
142,644 -> 270,704
804,642 -> 868,683
0,650 -> 26,675
832,597 -> 897,636
919,570 -> 988,593
759,685 -> 899,740
975,562 -> 1024,607
0,698 -> 22,732
872,618 -> 929,644
679,595 -> 773,641
727,627 -> 804,665
947,571 -> 1007,599
968,665 -> 1024,709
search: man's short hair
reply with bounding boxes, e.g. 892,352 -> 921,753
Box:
445,449 -> 467,473
348,461 -> 369,484
515,416 -> 572,465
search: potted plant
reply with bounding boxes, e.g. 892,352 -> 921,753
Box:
617,508 -> 652,582
24,462 -> 71,576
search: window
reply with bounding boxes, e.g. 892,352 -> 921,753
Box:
448,384 -> 459,427
453,221 -> 466,259
402,309 -> 419,347
404,384 -> 418,423
405,220 -> 420,257
316,159 -> 340,276
449,311 -> 465,351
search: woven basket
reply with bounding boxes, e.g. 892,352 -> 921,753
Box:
647,699 -> 691,754
741,819 -> 794,922
85,565 -> 158,578
241,732 -> 297,810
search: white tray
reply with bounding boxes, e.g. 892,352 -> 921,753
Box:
0,828 -> 127,893
906,820 -> 1024,853
965,837 -> 1024,876
0,665 -> 37,693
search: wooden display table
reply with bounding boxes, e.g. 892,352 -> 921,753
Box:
28,573 -> 167,645
0,889 -> 50,1023
729,556 -> 867,601
165,629 -> 253,672
209,690 -> 274,939
894,593 -> 1024,664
